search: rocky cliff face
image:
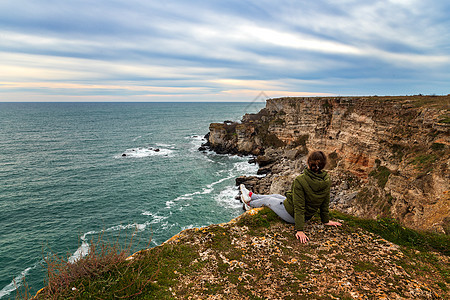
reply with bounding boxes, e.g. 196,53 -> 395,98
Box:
204,96 -> 450,233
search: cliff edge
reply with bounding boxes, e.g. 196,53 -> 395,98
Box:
34,208 -> 449,299
204,95 -> 450,233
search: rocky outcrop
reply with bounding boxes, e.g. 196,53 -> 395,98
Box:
204,96 -> 450,233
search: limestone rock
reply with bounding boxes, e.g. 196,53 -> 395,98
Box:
206,96 -> 450,232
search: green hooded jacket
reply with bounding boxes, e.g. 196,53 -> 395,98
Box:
283,168 -> 331,231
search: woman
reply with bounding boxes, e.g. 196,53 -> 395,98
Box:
240,151 -> 341,243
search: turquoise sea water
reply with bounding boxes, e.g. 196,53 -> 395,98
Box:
0,102 -> 264,298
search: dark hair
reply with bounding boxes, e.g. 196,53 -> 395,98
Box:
307,151 -> 327,172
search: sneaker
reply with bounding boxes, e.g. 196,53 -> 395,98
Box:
239,184 -> 251,204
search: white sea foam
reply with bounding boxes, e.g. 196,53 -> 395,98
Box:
155,143 -> 176,149
186,135 -> 205,144
68,221 -> 155,264
0,263 -> 38,298
105,222 -> 151,233
165,200 -> 175,208
181,224 -> 201,231
2,230 -> 99,296
141,212 -> 169,224
115,146 -> 174,158
166,174 -> 235,209
216,185 -> 242,209
68,230 -> 96,263
186,134 -> 210,154
231,160 -> 260,176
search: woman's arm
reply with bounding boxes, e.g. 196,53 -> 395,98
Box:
324,221 -> 342,226
292,178 -> 306,231
295,231 -> 309,243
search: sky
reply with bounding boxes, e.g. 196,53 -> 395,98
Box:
0,0 -> 449,102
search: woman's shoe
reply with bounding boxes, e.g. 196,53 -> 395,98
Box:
239,184 -> 251,204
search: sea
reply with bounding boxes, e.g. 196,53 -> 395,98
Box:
0,102 -> 265,299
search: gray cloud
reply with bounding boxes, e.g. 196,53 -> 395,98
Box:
0,0 -> 449,101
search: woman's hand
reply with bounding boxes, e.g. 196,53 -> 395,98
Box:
324,221 -> 342,227
295,231 -> 309,243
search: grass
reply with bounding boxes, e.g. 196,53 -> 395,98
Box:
353,260 -> 379,273
369,165 -> 391,188
236,207 -> 281,229
32,230 -> 157,299
431,142 -> 445,151
331,211 -> 450,256
438,114 -> 450,124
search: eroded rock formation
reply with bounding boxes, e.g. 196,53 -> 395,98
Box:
204,96 -> 450,233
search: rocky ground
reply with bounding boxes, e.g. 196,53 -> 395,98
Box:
162,208 -> 448,299
33,207 -> 449,299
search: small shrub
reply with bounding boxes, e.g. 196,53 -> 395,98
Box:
431,143 -> 445,151
264,133 -> 285,148
369,166 -> 391,188
438,114 -> 450,124
410,154 -> 437,171
270,118 -> 285,125
36,230 -> 152,299
390,143 -> 405,160
291,134 -> 309,148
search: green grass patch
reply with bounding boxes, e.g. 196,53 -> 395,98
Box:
369,166 -> 391,188
437,282 -> 449,292
438,114 -> 450,124
236,207 -> 282,229
411,154 -> 437,165
270,118 -> 285,125
398,248 -> 450,285
353,260 -> 379,273
431,142 -> 445,151
409,153 -> 437,173
331,211 -> 450,256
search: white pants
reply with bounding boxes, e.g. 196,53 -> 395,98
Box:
248,194 -> 295,224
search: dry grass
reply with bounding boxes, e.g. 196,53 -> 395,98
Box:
29,229 -> 151,299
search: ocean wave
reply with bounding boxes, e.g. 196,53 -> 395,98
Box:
186,135 -> 208,154
68,221 -> 153,263
180,224 -> 204,231
231,160 -> 259,176
141,212 -> 169,224
115,146 -> 174,158
68,230 -> 96,263
165,174 -> 234,209
186,135 -> 206,143
0,263 -> 39,299
155,143 -> 176,149
1,218 -> 159,298
216,185 -> 242,209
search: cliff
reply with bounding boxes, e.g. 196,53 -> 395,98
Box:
205,95 -> 450,233
34,208 -> 449,299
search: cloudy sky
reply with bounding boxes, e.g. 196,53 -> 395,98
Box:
0,0 -> 449,102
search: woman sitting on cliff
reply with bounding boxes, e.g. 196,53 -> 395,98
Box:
240,151 -> 341,243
